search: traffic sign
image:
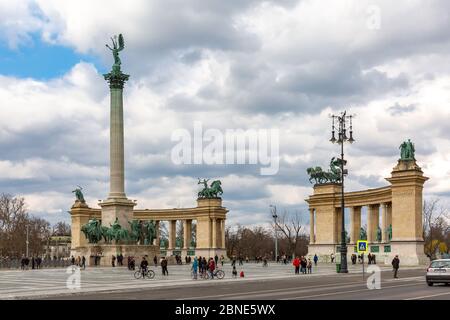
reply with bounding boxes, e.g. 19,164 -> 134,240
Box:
357,240 -> 369,254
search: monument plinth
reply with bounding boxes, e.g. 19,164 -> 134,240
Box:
386,159 -> 428,265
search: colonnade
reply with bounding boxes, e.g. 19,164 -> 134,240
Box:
309,203 -> 392,245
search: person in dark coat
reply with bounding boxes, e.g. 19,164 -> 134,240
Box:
153,255 -> 158,267
313,254 -> 318,266
161,257 -> 168,276
392,255 -> 400,278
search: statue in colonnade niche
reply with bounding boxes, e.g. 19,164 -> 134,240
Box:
387,224 -> 393,241
376,226 -> 382,242
359,227 -> 367,240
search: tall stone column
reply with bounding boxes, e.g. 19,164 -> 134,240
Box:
183,220 -> 192,249
168,220 -> 176,250
350,206 -> 361,244
100,65 -> 135,229
309,208 -> 315,244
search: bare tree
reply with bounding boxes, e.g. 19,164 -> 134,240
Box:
273,210 -> 307,257
423,199 -> 449,259
52,221 -> 71,236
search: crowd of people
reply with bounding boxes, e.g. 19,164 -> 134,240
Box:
292,256 -> 313,274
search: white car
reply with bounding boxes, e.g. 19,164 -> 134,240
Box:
426,259 -> 450,286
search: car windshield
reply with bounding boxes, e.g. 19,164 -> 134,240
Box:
430,261 -> 450,268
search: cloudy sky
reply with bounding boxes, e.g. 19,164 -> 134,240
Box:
1,0 -> 449,229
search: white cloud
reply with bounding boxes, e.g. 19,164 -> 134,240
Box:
1,1 -> 450,225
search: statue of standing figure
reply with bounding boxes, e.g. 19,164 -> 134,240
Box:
399,139 -> 415,160
376,226 -> 382,242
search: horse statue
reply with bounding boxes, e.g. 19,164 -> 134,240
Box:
197,178 -> 223,198
108,218 -> 130,243
306,167 -> 327,184
81,218 -> 102,243
307,157 -> 343,185
144,220 -> 157,245
128,220 -> 142,243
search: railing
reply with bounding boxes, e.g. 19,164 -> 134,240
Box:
0,258 -> 72,269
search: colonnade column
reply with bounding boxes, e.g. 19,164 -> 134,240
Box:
211,218 -> 217,249
367,204 -> 380,242
155,220 -> 160,246
309,208 -> 315,244
350,206 -> 361,244
381,203 -> 388,242
183,219 -> 192,249
335,208 -> 342,243
168,220 -> 176,250
221,219 -> 226,248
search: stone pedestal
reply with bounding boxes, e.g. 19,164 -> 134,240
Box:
74,244 -> 160,267
386,159 -> 428,265
99,198 -> 135,231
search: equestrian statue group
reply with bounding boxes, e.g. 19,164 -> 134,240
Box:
307,157 -> 344,185
81,217 -> 157,245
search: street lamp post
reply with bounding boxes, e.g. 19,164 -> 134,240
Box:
330,111 -> 355,274
270,205 -> 278,262
26,224 -> 29,258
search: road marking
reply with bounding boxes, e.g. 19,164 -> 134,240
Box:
405,291 -> 450,300
180,276 -> 425,300
282,282 -> 425,300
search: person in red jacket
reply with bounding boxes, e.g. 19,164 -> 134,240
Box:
208,258 -> 216,279
293,256 -> 300,274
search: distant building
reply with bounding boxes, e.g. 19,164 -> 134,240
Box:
43,236 -> 71,258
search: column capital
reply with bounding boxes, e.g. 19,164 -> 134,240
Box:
104,70 -> 129,89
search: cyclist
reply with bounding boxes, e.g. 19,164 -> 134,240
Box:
140,256 -> 148,279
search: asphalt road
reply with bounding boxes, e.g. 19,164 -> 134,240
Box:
43,268 -> 450,300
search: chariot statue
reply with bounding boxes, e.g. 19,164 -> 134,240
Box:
197,178 -> 223,198
307,157 -> 343,184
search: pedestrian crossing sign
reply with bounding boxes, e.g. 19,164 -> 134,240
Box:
357,240 -> 369,254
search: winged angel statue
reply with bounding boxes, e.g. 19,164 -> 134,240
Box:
106,34 -> 125,67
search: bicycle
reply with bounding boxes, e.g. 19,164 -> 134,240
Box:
134,267 -> 155,279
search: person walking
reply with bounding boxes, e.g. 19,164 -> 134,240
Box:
293,256 -> 300,274
161,257 -> 168,276
232,265 -> 237,278
301,257 -> 307,274
153,255 -> 158,267
209,258 -> 216,279
81,256 -> 86,270
220,255 -> 224,267
71,255 -> 75,266
330,253 -> 335,263
214,255 -> 219,267
392,255 -> 400,279
111,255 -> 116,267
307,258 -> 312,274
313,254 -> 318,266
192,257 -> 198,280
